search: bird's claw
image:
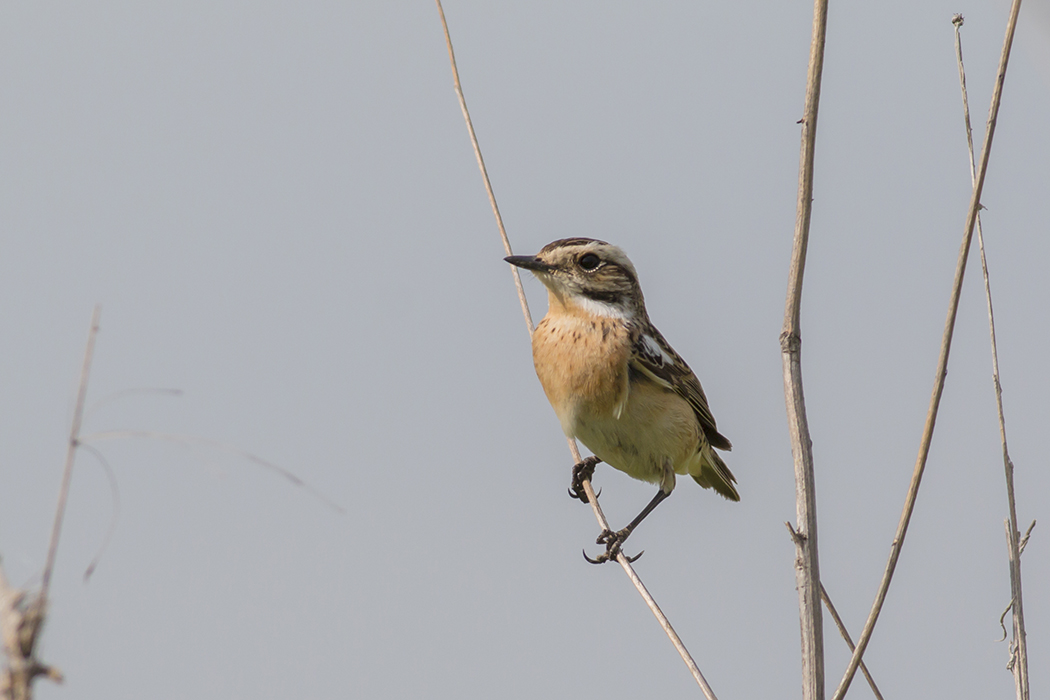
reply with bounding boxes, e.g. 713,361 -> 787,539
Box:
582,546 -> 644,565
568,486 -> 602,500
582,528 -> 642,564
569,456 -> 602,502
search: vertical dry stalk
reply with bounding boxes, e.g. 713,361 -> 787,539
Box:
435,3 -> 717,696
953,17 -> 1029,699
831,2 -> 1025,697
781,0 -> 829,698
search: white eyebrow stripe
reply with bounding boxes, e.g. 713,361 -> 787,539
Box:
641,333 -> 674,366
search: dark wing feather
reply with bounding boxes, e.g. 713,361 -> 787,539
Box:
629,327 -> 732,451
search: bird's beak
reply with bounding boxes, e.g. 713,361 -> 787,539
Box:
504,255 -> 554,273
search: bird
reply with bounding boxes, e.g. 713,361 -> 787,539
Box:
505,237 -> 737,563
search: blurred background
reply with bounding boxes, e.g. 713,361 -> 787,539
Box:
1,1 -> 1048,697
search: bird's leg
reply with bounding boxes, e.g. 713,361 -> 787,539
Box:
568,456 -> 602,503
586,489 -> 671,564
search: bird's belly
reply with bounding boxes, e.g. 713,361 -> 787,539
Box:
573,379 -> 702,488
531,314 -> 701,488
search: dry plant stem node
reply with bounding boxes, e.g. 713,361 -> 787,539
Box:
830,3 -> 1025,698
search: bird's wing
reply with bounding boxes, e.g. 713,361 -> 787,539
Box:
630,327 -> 732,451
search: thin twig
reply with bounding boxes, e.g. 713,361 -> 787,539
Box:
83,387 -> 183,424
999,597 -> 1014,643
76,444 -> 122,582
434,3 -> 716,696
831,4 -> 1025,697
79,430 -> 345,514
434,0 -> 533,335
953,17 -> 1029,699
819,583 -> 885,700
570,441 -> 719,699
780,0 -> 829,698
1018,520 -> 1035,555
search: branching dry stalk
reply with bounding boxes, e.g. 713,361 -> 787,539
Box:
784,522 -> 884,698
953,16 -> 1029,699
781,0 -> 829,698
0,564 -> 64,700
831,3 -> 1025,698
819,583 -> 884,700
435,2 -> 717,696
1,308 -> 100,699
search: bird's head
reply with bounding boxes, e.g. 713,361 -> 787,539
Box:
505,238 -> 644,319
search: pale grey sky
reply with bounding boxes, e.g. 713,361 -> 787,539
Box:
1,2 -> 1048,698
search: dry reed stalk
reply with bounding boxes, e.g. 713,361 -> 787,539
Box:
435,2 -> 717,696
830,2 -> 1025,697
781,0 -> 829,697
953,16 -> 1029,699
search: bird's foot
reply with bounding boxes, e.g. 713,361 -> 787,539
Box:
568,456 -> 602,503
583,528 -> 643,565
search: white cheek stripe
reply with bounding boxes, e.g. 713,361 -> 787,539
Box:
573,294 -> 631,320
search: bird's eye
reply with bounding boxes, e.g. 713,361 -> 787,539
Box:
579,253 -> 601,271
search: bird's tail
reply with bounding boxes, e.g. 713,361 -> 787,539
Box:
691,446 -> 740,501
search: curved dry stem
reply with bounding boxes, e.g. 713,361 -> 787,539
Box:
77,443 -> 122,582
831,4 -> 1025,697
83,387 -> 184,424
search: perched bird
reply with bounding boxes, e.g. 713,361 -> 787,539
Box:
506,238 -> 737,563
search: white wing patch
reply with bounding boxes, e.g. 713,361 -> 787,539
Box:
641,333 -> 674,367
